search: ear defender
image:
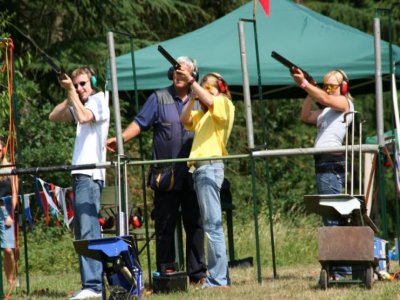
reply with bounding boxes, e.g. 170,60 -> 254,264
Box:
1,146 -> 6,157
167,67 -> 199,82
340,80 -> 348,95
90,74 -> 97,88
167,67 -> 174,80
336,69 -> 349,95
167,56 -> 199,82
217,78 -> 227,93
209,73 -> 227,93
85,67 -> 97,88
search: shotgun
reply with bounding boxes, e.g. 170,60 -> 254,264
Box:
271,51 -> 317,85
158,45 -> 181,70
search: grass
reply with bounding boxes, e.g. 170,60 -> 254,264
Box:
7,264 -> 400,300
4,214 -> 400,299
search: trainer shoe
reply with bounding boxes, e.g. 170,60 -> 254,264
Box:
69,288 -> 102,299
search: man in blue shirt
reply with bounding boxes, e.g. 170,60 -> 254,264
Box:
107,56 -> 206,285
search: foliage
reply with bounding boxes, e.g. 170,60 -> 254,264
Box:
304,0 -> 400,44
18,221 -> 77,275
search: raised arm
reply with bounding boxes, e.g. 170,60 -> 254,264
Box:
292,68 -> 349,112
300,95 -> 321,125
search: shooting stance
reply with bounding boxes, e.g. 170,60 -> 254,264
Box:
106,52 -> 207,285
49,67 -> 110,300
180,71 -> 235,288
292,67 -> 354,278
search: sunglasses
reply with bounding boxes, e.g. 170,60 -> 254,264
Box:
323,84 -> 340,93
73,80 -> 88,89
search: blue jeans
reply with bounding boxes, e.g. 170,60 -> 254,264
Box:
73,174 -> 103,292
315,159 -> 345,226
193,163 -> 230,287
0,205 -> 14,249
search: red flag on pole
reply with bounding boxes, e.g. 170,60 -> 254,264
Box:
259,0 -> 270,16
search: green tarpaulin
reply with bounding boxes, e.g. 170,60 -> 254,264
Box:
107,0 -> 400,99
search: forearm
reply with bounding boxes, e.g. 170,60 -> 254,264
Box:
122,121 -> 141,142
300,95 -> 313,121
302,84 -> 330,106
49,99 -> 72,122
191,81 -> 214,107
296,77 -> 348,111
11,175 -> 18,211
67,90 -> 94,123
180,96 -> 196,126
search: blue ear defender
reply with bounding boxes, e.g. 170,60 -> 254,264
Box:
85,66 -> 97,88
90,74 -> 97,88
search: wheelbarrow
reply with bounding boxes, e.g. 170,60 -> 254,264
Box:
304,194 -> 377,289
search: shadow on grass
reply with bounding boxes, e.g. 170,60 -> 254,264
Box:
16,288 -> 68,298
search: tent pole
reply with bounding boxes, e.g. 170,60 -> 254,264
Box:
238,20 -> 255,150
127,34 -> 154,288
251,12 -> 277,279
373,17 -> 388,239
107,32 -> 129,236
109,29 -> 154,286
238,19 -> 262,284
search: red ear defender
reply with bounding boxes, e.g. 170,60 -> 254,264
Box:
340,80 -> 348,95
218,79 -> 227,93
336,69 -> 349,95
1,146 -> 6,157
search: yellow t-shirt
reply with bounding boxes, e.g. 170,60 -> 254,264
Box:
184,94 -> 235,163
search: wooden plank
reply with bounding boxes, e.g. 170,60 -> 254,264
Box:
318,226 -> 374,262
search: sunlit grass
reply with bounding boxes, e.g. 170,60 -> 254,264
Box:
5,214 -> 400,299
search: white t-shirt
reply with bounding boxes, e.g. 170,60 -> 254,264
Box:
314,100 -> 354,148
70,92 -> 110,181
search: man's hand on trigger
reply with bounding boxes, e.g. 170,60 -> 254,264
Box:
58,73 -> 74,91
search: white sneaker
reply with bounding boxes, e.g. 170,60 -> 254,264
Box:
69,288 -> 102,299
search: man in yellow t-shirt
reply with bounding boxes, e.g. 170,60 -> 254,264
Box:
180,72 -> 234,288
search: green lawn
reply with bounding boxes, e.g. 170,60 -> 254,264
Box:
5,214 -> 400,299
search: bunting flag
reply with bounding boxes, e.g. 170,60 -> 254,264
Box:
66,190 -> 74,225
33,177 -> 45,214
38,179 -> 60,218
45,183 -> 60,225
23,194 -> 33,228
259,0 -> 270,16
40,191 -> 50,225
56,186 -> 71,227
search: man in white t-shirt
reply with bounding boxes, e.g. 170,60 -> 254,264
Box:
49,67 -> 110,300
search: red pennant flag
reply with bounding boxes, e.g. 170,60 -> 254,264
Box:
259,0 -> 270,16
67,191 -> 74,223
40,192 -> 50,225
